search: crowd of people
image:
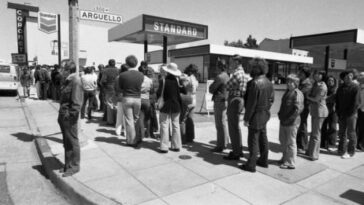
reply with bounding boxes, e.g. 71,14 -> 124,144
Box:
21,55 -> 364,177
208,56 -> 364,173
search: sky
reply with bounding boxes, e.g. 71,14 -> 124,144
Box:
1,0 -> 364,62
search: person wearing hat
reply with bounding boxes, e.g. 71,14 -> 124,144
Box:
224,54 -> 250,160
58,60 -> 84,177
277,74 -> 304,169
209,59 -> 230,152
157,62 -> 186,153
118,55 -> 144,146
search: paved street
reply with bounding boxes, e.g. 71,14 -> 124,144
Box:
0,91 -> 70,205
20,87 -> 364,205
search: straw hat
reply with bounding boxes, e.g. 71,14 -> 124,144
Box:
162,63 -> 181,76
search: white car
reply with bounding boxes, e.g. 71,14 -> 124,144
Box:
0,62 -> 19,94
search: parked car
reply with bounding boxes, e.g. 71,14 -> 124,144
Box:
0,61 -> 19,94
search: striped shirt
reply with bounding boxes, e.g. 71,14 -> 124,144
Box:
226,66 -> 250,97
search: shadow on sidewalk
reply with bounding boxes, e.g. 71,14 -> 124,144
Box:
183,141 -> 243,168
32,165 -> 49,179
96,128 -> 116,135
269,141 -> 281,153
340,189 -> 364,204
94,136 -> 162,153
11,132 -> 34,142
95,136 -> 123,145
41,132 -> 63,144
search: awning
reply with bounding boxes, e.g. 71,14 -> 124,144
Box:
290,29 -> 364,54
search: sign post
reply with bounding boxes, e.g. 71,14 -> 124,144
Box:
11,53 -> 28,64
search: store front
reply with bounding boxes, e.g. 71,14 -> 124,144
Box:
165,44 -> 312,83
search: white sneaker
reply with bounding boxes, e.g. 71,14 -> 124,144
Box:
341,153 -> 351,159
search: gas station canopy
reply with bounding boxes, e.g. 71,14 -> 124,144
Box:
108,14 -> 208,45
290,29 -> 364,53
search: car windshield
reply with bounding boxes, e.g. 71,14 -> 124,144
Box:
0,65 -> 11,73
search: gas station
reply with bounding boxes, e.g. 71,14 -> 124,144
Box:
108,14 -> 208,64
108,14 -> 313,82
290,28 -> 364,75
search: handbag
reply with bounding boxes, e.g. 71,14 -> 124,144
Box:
156,79 -> 165,110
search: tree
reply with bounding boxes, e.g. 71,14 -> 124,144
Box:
244,35 -> 259,49
224,39 -> 245,48
224,35 -> 259,49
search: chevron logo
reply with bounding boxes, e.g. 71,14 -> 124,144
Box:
38,12 -> 58,34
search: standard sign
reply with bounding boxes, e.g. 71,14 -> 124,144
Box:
144,15 -> 208,39
80,10 -> 122,24
38,12 -> 58,34
11,53 -> 27,64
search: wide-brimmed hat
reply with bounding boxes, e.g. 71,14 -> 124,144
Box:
163,63 -> 181,76
232,54 -> 242,60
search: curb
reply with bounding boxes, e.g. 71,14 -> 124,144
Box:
20,98 -> 121,205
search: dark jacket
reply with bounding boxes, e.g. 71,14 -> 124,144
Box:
326,84 -> 337,113
58,73 -> 84,122
335,82 -> 360,118
157,74 -> 186,114
278,88 -> 304,126
100,66 -> 119,93
20,72 -> 33,87
34,68 -> 50,83
52,71 -> 63,86
244,75 -> 274,129
209,71 -> 229,102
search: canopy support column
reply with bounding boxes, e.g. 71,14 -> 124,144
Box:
324,46 -> 330,74
163,36 -> 167,64
144,40 -> 148,62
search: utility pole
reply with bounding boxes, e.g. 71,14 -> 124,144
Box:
68,0 -> 79,72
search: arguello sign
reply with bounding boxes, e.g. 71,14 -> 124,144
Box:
80,10 -> 122,24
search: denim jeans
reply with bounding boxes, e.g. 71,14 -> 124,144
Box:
279,124 -> 299,167
81,90 -> 96,118
214,100 -> 229,149
321,112 -> 338,148
246,127 -> 269,169
159,112 -> 181,151
105,91 -> 116,125
307,117 -> 325,159
338,115 -> 357,155
297,106 -> 309,150
357,110 -> 364,149
115,102 -> 125,136
180,105 -> 195,144
122,97 -> 141,145
137,99 -> 151,139
58,115 -> 80,173
227,96 -> 244,156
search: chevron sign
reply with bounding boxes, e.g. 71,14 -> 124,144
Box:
38,12 -> 58,34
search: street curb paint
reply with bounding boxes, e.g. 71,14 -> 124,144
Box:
20,99 -> 121,205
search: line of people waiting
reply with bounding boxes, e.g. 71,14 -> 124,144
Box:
209,55 -> 364,172
54,55 -> 364,176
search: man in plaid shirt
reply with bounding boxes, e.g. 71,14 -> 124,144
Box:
224,54 -> 250,160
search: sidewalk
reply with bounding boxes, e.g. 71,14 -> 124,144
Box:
23,96 -> 364,204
